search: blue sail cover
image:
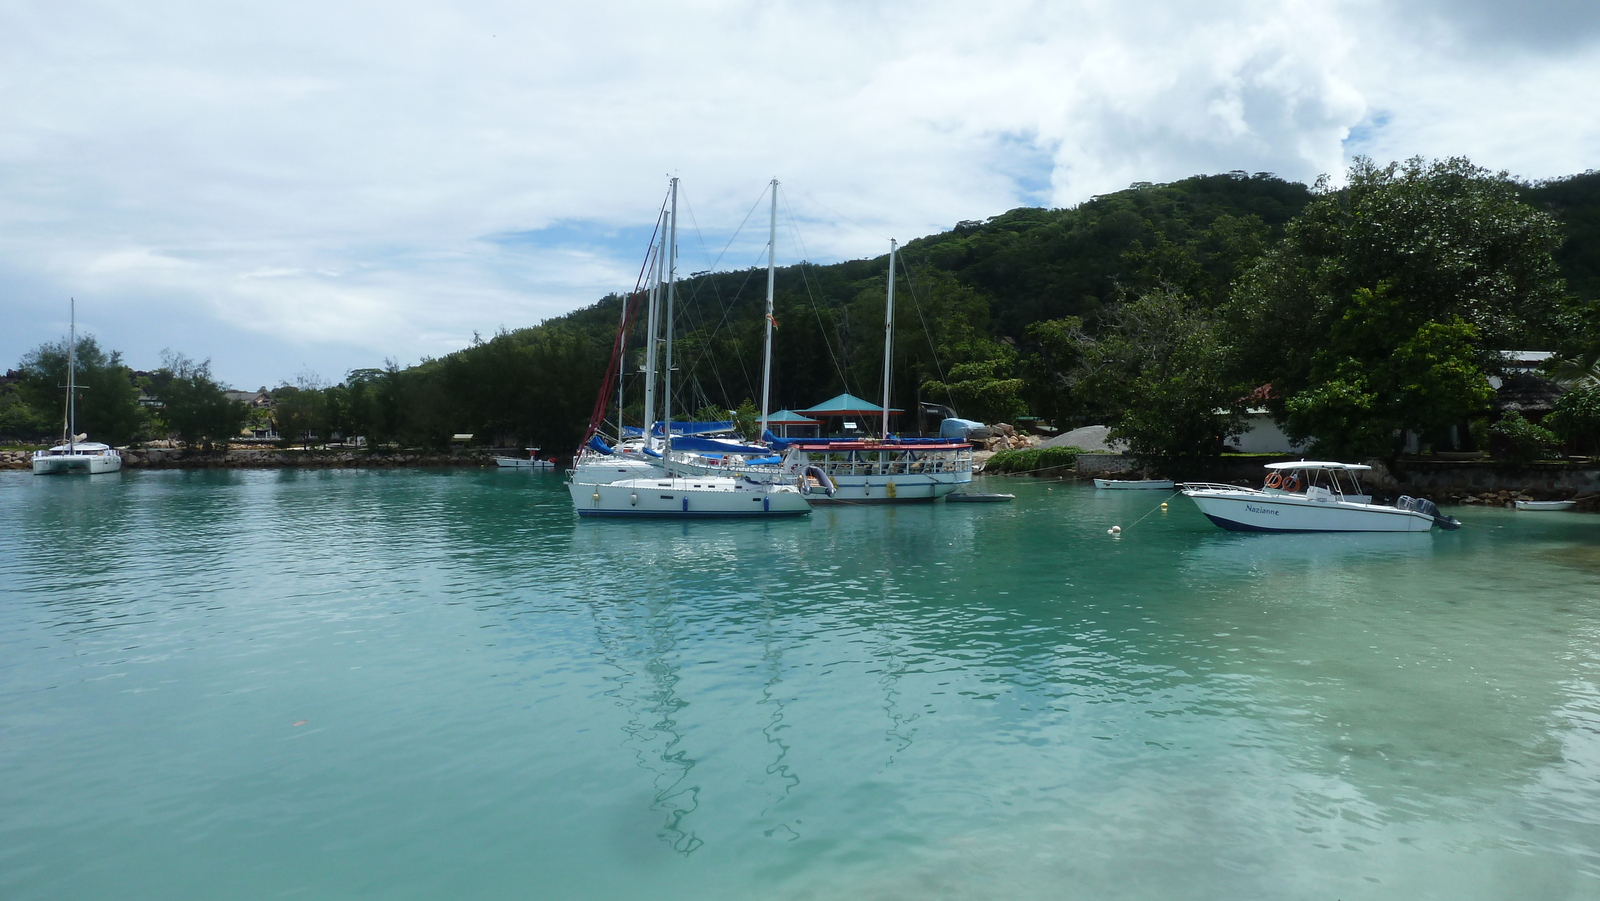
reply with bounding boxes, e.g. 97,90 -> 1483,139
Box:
650,421 -> 735,437
670,436 -> 773,455
586,435 -> 614,455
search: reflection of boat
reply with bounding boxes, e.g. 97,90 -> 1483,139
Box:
32,300 -> 121,476
1515,499 -> 1576,511
1094,478 -> 1174,490
1181,461 -> 1459,532
493,448 -> 554,469
946,492 -> 1014,503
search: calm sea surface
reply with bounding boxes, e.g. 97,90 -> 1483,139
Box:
2,468 -> 1598,899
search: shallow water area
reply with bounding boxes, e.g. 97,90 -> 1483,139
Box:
2,468 -> 1598,899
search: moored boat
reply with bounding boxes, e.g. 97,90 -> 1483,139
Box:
1181,461 -> 1460,532
31,300 -> 121,476
1514,499 -> 1577,511
493,447 -> 554,469
1093,478 -> 1175,490
569,475 -> 810,518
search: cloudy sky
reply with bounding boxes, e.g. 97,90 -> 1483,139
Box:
3,0 -> 1598,388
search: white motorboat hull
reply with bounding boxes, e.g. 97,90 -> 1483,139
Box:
1515,499 -> 1576,511
32,452 -> 122,474
494,457 -> 554,469
1093,478 -> 1175,490
1184,490 -> 1435,532
569,476 -> 810,518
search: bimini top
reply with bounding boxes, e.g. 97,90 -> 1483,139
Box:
1264,460 -> 1372,472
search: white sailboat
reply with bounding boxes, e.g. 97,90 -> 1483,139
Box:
32,299 -> 122,476
569,178 -> 809,518
665,233 -> 974,502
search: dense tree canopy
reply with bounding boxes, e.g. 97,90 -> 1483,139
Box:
149,353 -> 248,448
16,335 -> 144,446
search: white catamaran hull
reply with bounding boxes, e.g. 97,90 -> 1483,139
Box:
32,451 -> 122,475
1185,491 -> 1434,532
569,476 -> 810,518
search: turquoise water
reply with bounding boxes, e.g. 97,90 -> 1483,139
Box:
2,469 -> 1598,899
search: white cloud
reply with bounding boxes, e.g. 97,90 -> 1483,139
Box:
0,0 -> 1596,386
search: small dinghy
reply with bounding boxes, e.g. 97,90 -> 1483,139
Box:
1514,499 -> 1576,511
1093,478 -> 1175,490
946,492 -> 1015,503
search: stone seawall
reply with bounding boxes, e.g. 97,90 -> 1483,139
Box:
1064,452 -> 1600,504
0,448 -> 499,470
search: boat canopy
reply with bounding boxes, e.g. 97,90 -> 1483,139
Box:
1264,461 -> 1372,471
670,436 -> 773,456
45,442 -> 112,454
621,421 -> 735,438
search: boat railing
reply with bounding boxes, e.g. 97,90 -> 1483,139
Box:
1178,481 -> 1261,493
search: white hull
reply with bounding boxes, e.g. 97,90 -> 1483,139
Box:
1094,478 -> 1175,490
494,457 -> 554,469
32,450 -> 122,475
571,453 -> 665,484
1184,489 -> 1435,532
666,443 -> 972,505
1515,499 -> 1576,511
569,476 -> 810,518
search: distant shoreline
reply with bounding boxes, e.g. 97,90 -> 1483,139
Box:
0,448 -> 533,470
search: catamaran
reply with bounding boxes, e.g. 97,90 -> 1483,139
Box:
567,178 -> 810,518
32,299 -> 122,476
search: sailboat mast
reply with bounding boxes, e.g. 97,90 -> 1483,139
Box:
642,221 -> 662,444
759,178 -> 777,439
881,240 -> 896,440
663,177 -> 679,455
66,297 -> 77,450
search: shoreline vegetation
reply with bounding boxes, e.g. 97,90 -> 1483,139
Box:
6,159 -> 1600,476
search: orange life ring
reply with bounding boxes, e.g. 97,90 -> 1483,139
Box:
1282,475 -> 1301,492
1264,472 -> 1283,489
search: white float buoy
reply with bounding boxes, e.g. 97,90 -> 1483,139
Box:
1108,525 -> 1122,535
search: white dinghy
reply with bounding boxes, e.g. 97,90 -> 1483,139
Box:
1181,462 -> 1460,532
1093,478 -> 1175,490
1514,499 -> 1577,511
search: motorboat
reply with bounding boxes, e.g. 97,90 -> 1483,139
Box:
569,475 -> 810,518
31,299 -> 122,476
493,447 -> 555,469
1093,478 -> 1175,490
1180,461 -> 1460,532
1514,499 -> 1577,511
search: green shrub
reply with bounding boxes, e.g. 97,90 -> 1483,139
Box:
1489,411 -> 1560,462
985,445 -> 1083,473
1546,385 -> 1600,452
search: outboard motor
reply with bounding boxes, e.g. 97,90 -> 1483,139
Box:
1396,495 -> 1461,530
